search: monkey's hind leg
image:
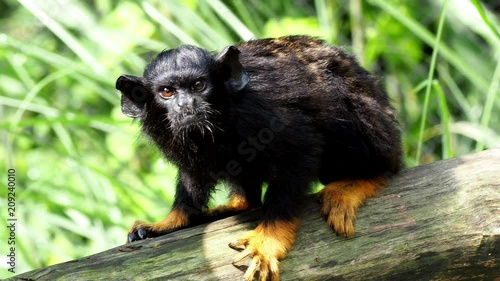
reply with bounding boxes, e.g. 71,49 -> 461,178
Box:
229,218 -> 300,281
201,193 -> 256,218
318,177 -> 387,237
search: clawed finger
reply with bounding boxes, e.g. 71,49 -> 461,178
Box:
269,258 -> 280,281
229,220 -> 298,280
257,259 -> 269,281
243,256 -> 261,281
127,221 -> 151,243
228,238 -> 248,251
233,248 -> 253,264
241,256 -> 279,281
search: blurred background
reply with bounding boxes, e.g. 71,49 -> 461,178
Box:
0,0 -> 498,277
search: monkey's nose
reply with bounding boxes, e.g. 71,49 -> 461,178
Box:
177,104 -> 195,115
176,95 -> 195,109
176,103 -> 196,116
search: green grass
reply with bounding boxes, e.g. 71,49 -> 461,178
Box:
416,0 -> 448,163
0,0 -> 498,277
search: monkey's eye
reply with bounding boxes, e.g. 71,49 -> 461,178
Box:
159,87 -> 175,98
191,79 -> 206,92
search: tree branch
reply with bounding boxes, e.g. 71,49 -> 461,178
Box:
11,149 -> 500,280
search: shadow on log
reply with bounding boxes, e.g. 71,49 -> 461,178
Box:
10,149 -> 500,280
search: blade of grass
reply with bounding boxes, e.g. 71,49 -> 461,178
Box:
0,115 -> 129,129
52,122 -> 78,157
1,35 -> 113,85
450,122 -> 500,149
475,54 -> 500,151
82,161 -> 160,215
7,55 -> 35,89
315,0 -> 335,41
412,80 -> 429,94
415,0 -> 448,164
470,0 -> 500,40
17,0 -> 106,75
206,0 -> 255,41
159,1 -> 231,49
72,72 -> 118,104
367,0 -> 489,95
437,64 -> 475,122
433,80 -> 454,159
252,1 -> 277,20
0,96 -> 60,117
349,0 -> 364,65
232,1 -> 261,34
11,68 -> 75,128
142,2 -> 199,46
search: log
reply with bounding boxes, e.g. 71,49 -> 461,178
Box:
10,149 -> 500,280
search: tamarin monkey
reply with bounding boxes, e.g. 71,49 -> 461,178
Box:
116,35 -> 402,280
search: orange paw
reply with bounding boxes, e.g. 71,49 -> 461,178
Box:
229,219 -> 300,281
127,209 -> 189,242
318,177 -> 386,237
202,194 -> 253,217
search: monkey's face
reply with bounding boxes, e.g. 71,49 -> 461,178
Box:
145,46 -> 220,135
116,45 -> 249,138
152,75 -> 217,136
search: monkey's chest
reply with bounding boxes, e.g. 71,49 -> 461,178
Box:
166,138 -> 230,170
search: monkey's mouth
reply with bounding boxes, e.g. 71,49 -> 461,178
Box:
169,112 -> 200,129
167,112 -> 219,141
176,114 -> 199,128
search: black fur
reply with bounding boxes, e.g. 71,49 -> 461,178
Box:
117,36 -> 402,237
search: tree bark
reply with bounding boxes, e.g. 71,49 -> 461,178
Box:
10,149 -> 500,281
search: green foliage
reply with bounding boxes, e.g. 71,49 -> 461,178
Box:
0,0 -> 498,276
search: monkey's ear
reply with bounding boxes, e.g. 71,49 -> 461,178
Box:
215,46 -> 249,92
116,75 -> 148,118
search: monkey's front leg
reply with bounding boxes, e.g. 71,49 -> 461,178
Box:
127,208 -> 190,242
127,172 -> 212,243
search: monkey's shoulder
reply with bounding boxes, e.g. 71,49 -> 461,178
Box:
237,36 -> 349,62
236,35 -> 324,52
236,36 -> 365,83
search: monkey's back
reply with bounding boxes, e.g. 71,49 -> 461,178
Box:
235,36 -> 402,183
